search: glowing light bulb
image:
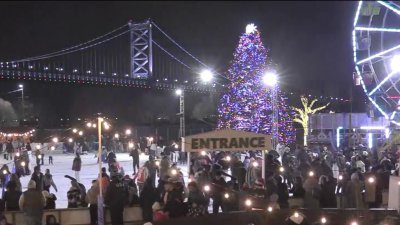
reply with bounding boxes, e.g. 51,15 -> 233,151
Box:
68,138 -> 73,143
294,212 -> 299,218
86,122 -> 92,128
78,131 -> 83,136
224,193 -> 230,199
279,167 -> 285,172
252,161 -> 259,167
72,128 -> 78,133
225,156 -> 231,161
50,146 -> 55,151
245,199 -> 252,207
351,221 -> 358,225
171,169 -> 177,175
174,144 -> 179,149
309,171 -> 314,177
125,129 -> 131,135
2,170 -> 6,175
201,151 -> 206,156
114,133 -> 119,139
36,145 -> 41,150
203,185 -> 210,192
129,142 -> 134,149
267,206 -> 273,212
21,161 -> 26,167
321,217 -> 327,224
339,175 -> 343,180
52,137 -> 58,143
38,155 -> 42,159
16,152 -> 20,157
368,177 -> 375,183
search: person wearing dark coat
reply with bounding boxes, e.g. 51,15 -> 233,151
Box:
31,166 -> 45,191
140,178 -> 158,222
72,153 -> 82,182
3,181 -> 22,211
187,181 -> 206,216
129,147 -> 140,175
276,176 -> 289,209
210,171 -> 227,214
291,176 -> 305,198
105,174 -> 127,225
162,181 -> 185,218
319,175 -> 337,208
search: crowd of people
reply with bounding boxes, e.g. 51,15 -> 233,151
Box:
0,136 -> 399,225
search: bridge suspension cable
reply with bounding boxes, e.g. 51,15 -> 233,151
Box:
6,24 -> 129,63
152,41 -> 192,70
152,22 -> 227,80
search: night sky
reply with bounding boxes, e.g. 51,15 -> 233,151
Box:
0,1 -> 366,126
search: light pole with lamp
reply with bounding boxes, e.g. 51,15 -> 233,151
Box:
262,72 -> 278,150
262,72 -> 278,179
175,89 -> 184,140
18,84 -> 24,118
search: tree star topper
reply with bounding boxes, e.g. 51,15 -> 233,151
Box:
246,23 -> 257,34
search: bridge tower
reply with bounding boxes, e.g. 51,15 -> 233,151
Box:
129,19 -> 153,79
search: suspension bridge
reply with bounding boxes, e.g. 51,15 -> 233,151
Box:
0,19 -> 223,93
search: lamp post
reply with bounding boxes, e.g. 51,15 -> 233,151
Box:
16,84 -> 24,119
262,72 -> 278,150
97,117 -> 104,225
175,89 -> 185,139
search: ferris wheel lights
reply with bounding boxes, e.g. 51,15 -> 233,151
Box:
368,71 -> 397,96
377,1 -> 400,16
391,55 -> 400,72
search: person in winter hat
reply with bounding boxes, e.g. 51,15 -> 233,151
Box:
19,180 -> 46,225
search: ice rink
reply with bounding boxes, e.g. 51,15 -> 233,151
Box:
1,151 -> 189,209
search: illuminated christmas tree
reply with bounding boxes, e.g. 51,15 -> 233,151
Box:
217,24 -> 295,143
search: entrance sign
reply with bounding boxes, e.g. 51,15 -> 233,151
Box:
183,129 -> 272,152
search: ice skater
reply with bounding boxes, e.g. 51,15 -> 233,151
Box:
72,153 -> 82,182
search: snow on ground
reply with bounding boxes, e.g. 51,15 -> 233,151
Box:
0,152 -> 190,209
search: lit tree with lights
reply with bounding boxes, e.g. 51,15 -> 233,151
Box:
217,24 -> 295,143
292,96 -> 330,146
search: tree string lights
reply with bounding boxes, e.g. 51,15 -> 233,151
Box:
217,24 -> 295,143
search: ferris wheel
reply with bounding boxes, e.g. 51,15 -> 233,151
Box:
353,1 -> 400,125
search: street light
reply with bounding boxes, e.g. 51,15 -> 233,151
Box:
263,71 -> 278,151
262,72 -> 278,87
175,89 -> 185,141
200,69 -> 213,83
18,84 -> 24,118
175,89 -> 183,96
